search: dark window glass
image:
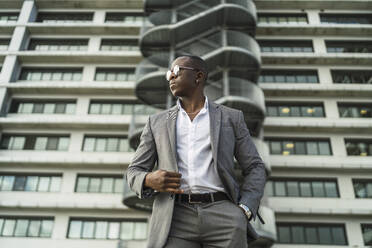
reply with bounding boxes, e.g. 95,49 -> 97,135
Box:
326,41 -> 372,53
277,223 -> 347,245
0,13 -> 18,23
100,39 -> 138,51
76,176 -> 122,194
28,39 -> 88,51
67,219 -> 148,240
259,70 -> 319,83
266,139 -> 332,155
259,40 -> 313,53
269,179 -> 338,198
19,68 -> 82,81
13,176 -> 26,191
258,13 -> 308,24
320,14 -> 372,24
361,224 -> 372,245
105,13 -> 143,24
338,103 -> 372,118
345,139 -> 372,156
0,135 -> 69,151
95,68 -> 135,81
37,13 -> 93,23
353,180 -> 372,198
0,174 -> 61,192
266,102 -> 325,117
332,70 -> 372,84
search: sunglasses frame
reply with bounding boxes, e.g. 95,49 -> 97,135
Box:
166,65 -> 200,81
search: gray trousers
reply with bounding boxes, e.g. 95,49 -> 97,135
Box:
163,199 -> 248,248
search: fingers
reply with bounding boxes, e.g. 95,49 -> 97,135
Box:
164,177 -> 181,183
164,171 -> 182,178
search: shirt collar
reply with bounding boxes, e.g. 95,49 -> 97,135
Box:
177,96 -> 209,113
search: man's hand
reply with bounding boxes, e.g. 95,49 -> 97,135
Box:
144,170 -> 184,194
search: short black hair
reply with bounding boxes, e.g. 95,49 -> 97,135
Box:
176,54 -> 208,81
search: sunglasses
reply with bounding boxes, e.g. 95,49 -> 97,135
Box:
166,65 -> 200,81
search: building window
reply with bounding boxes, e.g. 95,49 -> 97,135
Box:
258,13 -> 308,24
266,179 -> 339,197
258,70 -> 319,83
0,13 -> 18,23
82,136 -> 131,152
36,12 -> 93,23
326,41 -> 372,53
338,103 -> 372,118
362,224 -> 372,245
19,68 -> 82,81
345,139 -> 372,156
75,175 -> 122,193
28,39 -> 88,51
258,40 -> 313,53
95,68 -> 135,81
0,174 -> 61,192
266,138 -> 332,155
89,101 -> 158,115
0,134 -> 70,151
0,39 -> 10,51
68,218 -> 147,240
320,13 -> 372,24
353,180 -> 372,198
9,100 -> 76,114
0,217 -> 54,238
276,223 -> 347,245
100,39 -> 138,51
105,13 -> 144,24
331,70 -> 372,84
266,102 -> 324,117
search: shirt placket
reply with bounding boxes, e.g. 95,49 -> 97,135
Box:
188,115 -> 195,192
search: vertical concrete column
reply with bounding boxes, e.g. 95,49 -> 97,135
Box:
61,171 -> 77,193
53,214 -> 69,240
324,99 -> 339,119
69,132 -> 84,152
331,136 -> 346,157
338,176 -> 355,199
318,67 -> 333,85
313,37 -> 327,54
76,96 -> 91,115
94,10 -> 106,24
18,0 -> 38,24
83,65 -> 96,82
89,37 -> 101,52
346,222 -> 365,247
307,10 -> 320,25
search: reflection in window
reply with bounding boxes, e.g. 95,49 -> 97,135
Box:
19,68 -> 82,81
345,139 -> 372,156
353,180 -> 372,198
0,134 -> 69,151
266,139 -> 332,155
259,70 -> 319,83
332,70 -> 372,84
338,103 -> 372,118
0,39 -> 10,51
259,40 -> 313,53
105,13 -> 143,24
89,101 -> 158,115
82,136 -> 131,152
100,39 -> 139,51
37,13 -> 93,23
266,179 -> 338,197
362,224 -> 372,245
28,39 -> 88,51
258,13 -> 308,24
266,103 -> 324,117
68,219 -> 147,240
0,13 -> 18,23
0,174 -> 61,192
75,176 -> 123,193
10,100 -> 76,114
277,223 -> 347,245
326,41 -> 372,53
0,217 -> 53,237
320,14 -> 372,24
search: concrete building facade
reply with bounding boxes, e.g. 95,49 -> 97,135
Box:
0,0 -> 371,248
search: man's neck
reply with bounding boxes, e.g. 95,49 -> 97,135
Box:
179,94 -> 206,113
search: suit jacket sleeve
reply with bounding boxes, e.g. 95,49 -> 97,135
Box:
234,110 -> 267,221
126,116 -> 158,199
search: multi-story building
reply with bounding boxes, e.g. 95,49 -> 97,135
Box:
0,0 -> 371,248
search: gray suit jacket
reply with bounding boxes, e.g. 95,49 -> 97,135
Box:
126,99 -> 267,248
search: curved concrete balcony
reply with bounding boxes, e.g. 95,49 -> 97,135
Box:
122,180 -> 153,212
249,205 -> 276,247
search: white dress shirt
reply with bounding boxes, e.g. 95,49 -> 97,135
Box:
176,96 -> 226,194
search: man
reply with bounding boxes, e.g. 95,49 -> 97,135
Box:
126,55 -> 267,248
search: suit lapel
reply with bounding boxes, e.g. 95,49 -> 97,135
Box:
208,100 -> 221,168
166,105 -> 179,171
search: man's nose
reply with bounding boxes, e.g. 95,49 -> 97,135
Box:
169,71 -> 176,80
